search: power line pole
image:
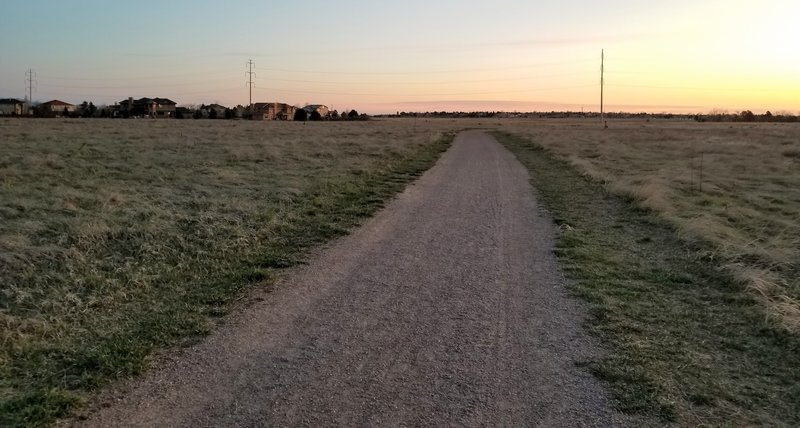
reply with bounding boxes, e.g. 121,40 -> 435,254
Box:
25,69 -> 37,114
246,59 -> 255,108
600,49 -> 606,128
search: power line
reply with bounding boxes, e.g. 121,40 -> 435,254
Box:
605,84 -> 753,92
37,70 -> 236,82
262,71 -> 592,87
254,59 -> 596,76
36,78 -> 233,90
32,70 -> 591,91
254,84 -> 595,98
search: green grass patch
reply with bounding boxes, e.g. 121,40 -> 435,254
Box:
0,119 -> 453,427
495,131 -> 800,427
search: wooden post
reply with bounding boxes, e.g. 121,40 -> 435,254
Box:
600,49 -> 605,127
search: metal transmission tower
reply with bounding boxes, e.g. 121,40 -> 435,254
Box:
25,69 -> 37,114
246,59 -> 256,108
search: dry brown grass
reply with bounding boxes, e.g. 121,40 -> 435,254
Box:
497,130 -> 800,426
0,117 -> 458,425
500,119 -> 800,331
2,116 -> 797,425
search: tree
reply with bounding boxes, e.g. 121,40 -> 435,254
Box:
209,107 -> 218,119
347,109 -> 359,120
224,108 -> 234,119
740,110 -> 755,122
294,108 -> 308,121
330,109 -> 339,119
309,110 -> 323,121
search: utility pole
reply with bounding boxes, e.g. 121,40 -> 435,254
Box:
246,59 -> 255,108
600,49 -> 605,128
25,69 -> 37,114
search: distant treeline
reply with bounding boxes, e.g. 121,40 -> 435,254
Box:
696,110 -> 798,123
381,110 -> 799,122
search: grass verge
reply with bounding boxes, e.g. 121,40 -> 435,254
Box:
498,120 -> 800,331
0,120 -> 453,427
495,131 -> 800,426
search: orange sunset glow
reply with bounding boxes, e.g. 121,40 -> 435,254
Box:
1,0 -> 797,114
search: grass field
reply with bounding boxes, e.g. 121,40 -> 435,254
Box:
2,117 -> 798,426
495,125 -> 800,426
0,118 -> 454,426
500,120 -> 800,331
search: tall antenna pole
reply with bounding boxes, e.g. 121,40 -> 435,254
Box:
600,49 -> 605,127
25,69 -> 37,114
246,59 -> 255,108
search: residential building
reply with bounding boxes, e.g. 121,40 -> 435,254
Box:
201,103 -> 227,119
249,102 -> 297,120
38,100 -> 76,116
118,97 -> 177,118
303,104 -> 329,118
0,98 -> 25,115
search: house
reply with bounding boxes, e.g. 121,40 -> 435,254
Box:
118,97 -> 177,118
303,104 -> 329,118
201,103 -> 227,119
38,100 -> 76,117
248,102 -> 297,120
0,98 -> 25,115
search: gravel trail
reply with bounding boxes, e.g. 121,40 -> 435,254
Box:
78,131 -> 630,427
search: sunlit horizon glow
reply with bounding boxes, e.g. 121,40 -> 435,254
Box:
1,0 -> 797,115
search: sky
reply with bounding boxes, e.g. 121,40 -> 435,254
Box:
1,0 -> 798,114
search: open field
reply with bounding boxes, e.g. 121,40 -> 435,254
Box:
500,120 -> 800,331
0,118 -> 455,426
497,131 -> 800,426
1,117 -> 798,426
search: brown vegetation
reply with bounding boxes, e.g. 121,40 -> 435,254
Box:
0,118 -> 455,425
2,116 -> 797,425
500,120 -> 800,331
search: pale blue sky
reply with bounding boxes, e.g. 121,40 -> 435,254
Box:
1,0 -> 797,113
